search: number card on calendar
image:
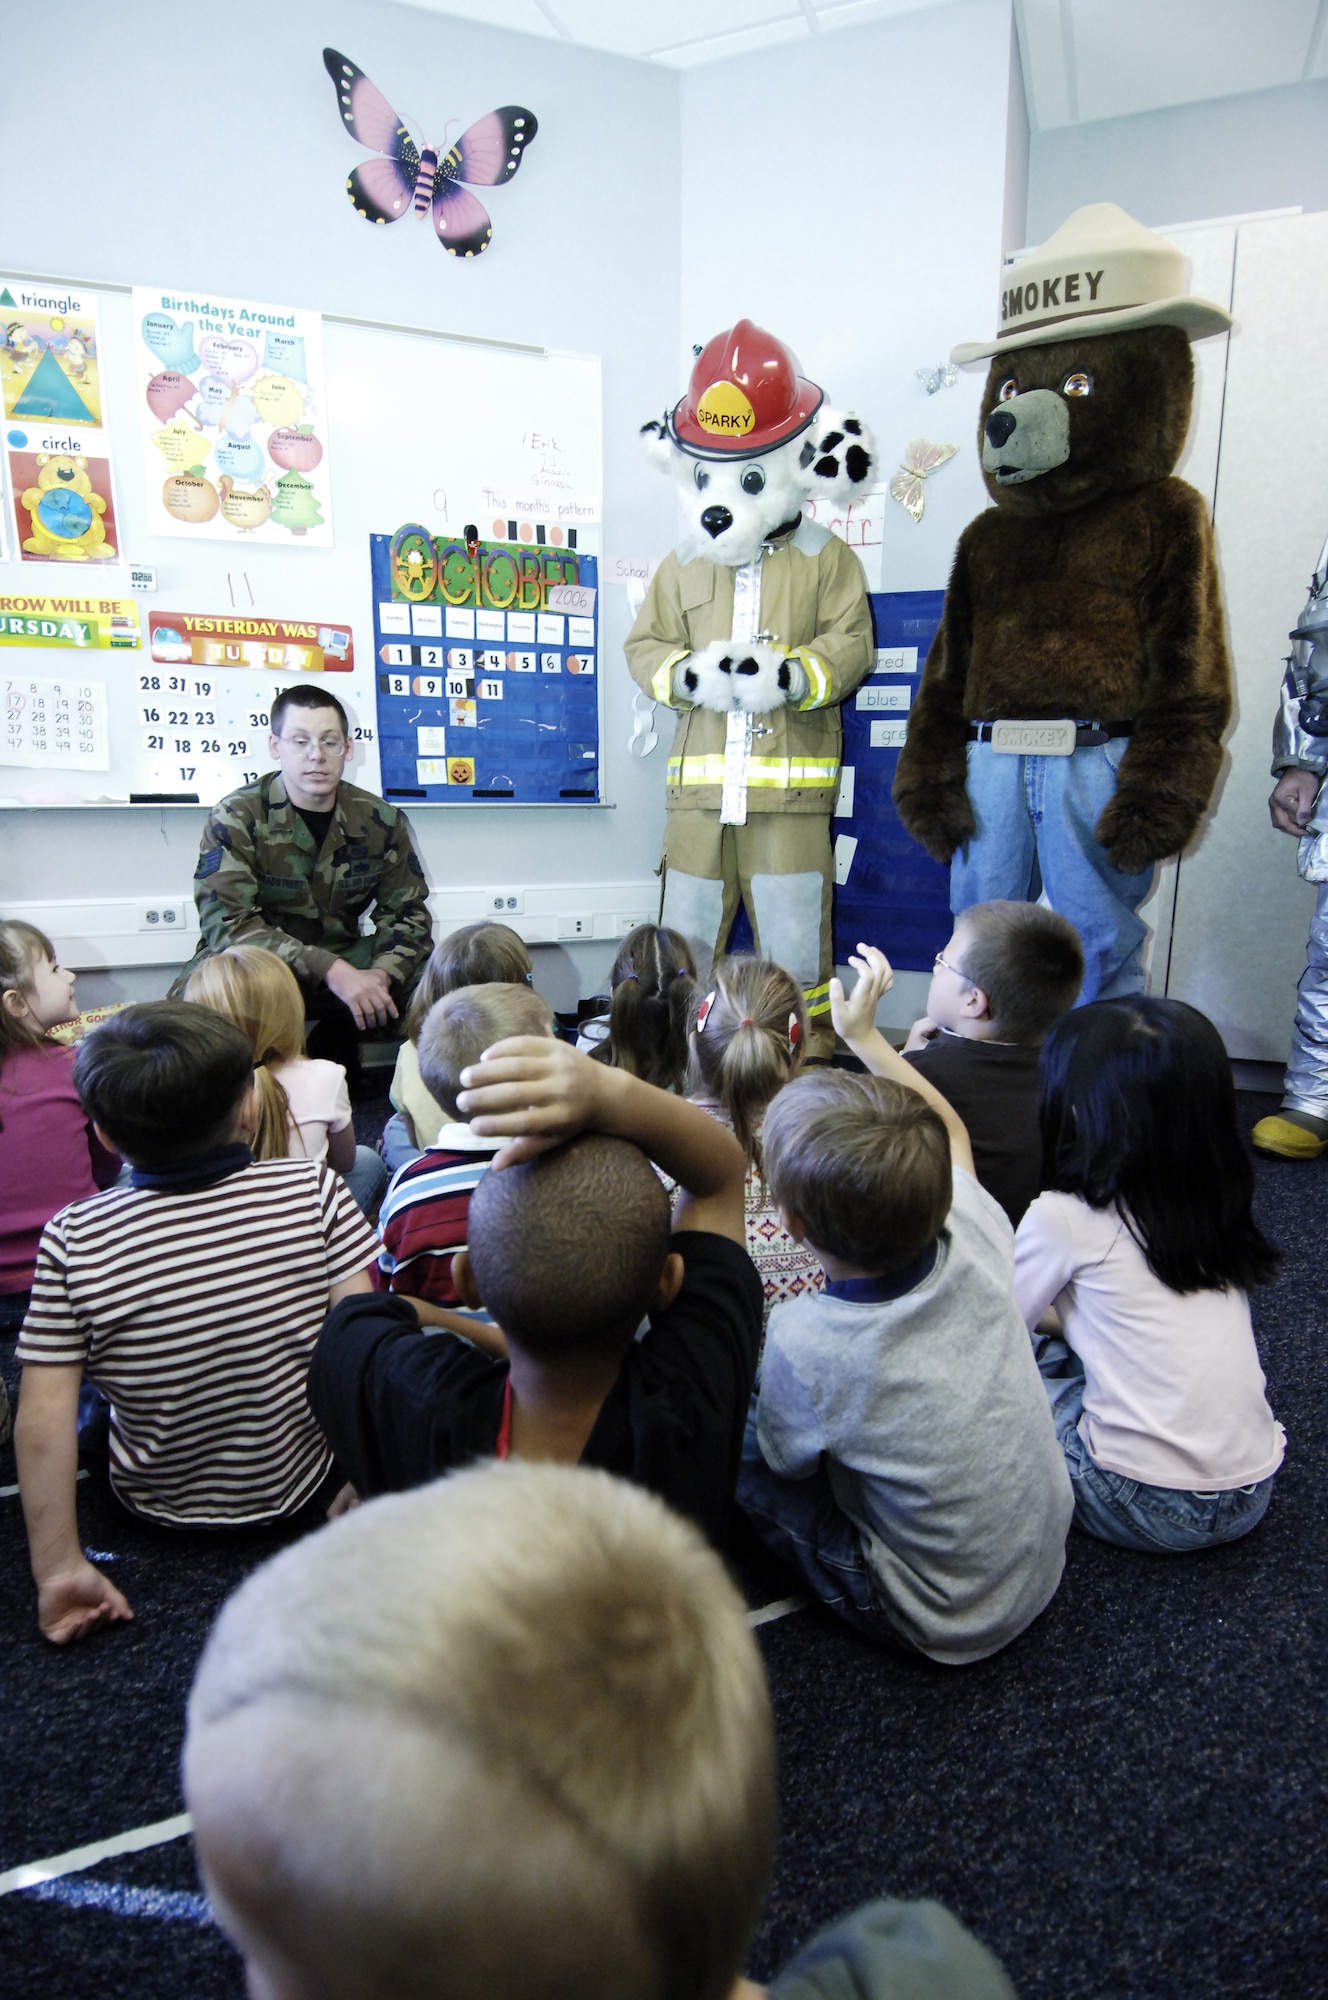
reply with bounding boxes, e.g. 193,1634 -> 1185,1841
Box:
4,674 -> 110,770
370,525 -> 599,804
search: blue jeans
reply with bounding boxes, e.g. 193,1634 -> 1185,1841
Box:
951,740 -> 1154,1003
1034,1335 -> 1276,1552
343,1144 -> 389,1218
379,1111 -> 423,1176
737,1402 -> 918,1650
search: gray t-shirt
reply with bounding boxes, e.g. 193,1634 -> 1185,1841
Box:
756,1170 -> 1073,1664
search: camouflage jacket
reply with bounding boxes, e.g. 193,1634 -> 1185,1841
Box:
184,773 -> 432,991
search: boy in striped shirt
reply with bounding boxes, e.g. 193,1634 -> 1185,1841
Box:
14,1003 -> 378,1645
375,982 -> 555,1306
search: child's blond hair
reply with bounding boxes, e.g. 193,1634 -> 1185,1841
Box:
686,954 -> 805,1170
0,919 -> 59,1060
185,1461 -> 776,2000
184,947 -> 305,1162
416,982 -> 554,1120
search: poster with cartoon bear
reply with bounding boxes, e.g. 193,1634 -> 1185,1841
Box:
2,279 -> 122,565
132,285 -> 334,547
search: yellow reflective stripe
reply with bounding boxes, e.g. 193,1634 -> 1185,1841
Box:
789,648 -> 832,710
667,754 -> 839,788
804,981 -> 832,1004
805,989 -> 834,1018
651,648 -> 690,704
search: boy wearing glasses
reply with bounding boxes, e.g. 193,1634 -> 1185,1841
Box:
904,901 -> 1083,1227
176,685 -> 432,1085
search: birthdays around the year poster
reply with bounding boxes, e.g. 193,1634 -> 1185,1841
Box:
133,286 -> 333,547
137,611 -> 356,800
2,279 -> 122,565
4,674 -> 110,770
371,526 -> 598,803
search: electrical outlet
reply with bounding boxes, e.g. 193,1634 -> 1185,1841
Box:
137,900 -> 188,932
486,888 -> 525,916
615,912 -> 654,936
558,914 -> 593,939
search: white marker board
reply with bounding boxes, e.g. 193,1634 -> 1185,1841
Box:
0,281 -> 601,807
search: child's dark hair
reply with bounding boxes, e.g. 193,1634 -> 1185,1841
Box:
269,684 -> 349,737
762,1069 -> 951,1275
467,1134 -> 671,1354
958,900 -> 1083,1041
686,955 -> 805,1169
1039,996 -> 1280,1294
0,919 -> 58,1060
73,1002 -> 254,1167
600,924 -> 697,1093
404,923 -> 532,1041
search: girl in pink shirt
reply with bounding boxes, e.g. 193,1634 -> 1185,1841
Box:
1014,996 -> 1284,1552
0,920 -> 120,1338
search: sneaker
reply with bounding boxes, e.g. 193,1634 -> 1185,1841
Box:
1251,1113 -> 1328,1159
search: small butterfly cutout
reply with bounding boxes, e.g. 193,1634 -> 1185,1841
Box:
889,439 -> 959,523
915,362 -> 958,395
323,48 -> 537,259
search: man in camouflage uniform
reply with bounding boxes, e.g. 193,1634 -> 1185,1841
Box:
175,686 -> 432,1082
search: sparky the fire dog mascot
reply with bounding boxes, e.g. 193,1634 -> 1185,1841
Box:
625,320 -> 875,1055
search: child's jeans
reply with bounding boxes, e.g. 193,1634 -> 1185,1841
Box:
378,1112 -> 422,1176
1034,1334 -> 1276,1552
737,1402 -> 919,1652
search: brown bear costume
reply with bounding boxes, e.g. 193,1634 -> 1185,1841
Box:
893,204 -> 1233,1000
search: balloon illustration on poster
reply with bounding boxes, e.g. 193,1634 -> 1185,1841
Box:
132,286 -> 334,546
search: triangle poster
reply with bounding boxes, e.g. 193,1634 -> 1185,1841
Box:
2,280 -> 122,565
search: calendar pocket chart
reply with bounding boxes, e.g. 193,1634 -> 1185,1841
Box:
371,527 -> 599,804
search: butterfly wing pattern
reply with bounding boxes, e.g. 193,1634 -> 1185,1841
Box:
323,48 -> 537,257
889,439 -> 959,523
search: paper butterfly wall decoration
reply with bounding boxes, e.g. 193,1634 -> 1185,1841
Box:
889,440 -> 958,523
322,48 -> 538,259
915,362 -> 958,394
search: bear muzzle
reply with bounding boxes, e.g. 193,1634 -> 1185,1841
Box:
982,388 -> 1070,485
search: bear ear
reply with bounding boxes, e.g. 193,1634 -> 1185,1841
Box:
639,413 -> 676,475
805,410 -> 876,498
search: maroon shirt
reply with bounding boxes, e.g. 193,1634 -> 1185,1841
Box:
0,1042 -> 120,1295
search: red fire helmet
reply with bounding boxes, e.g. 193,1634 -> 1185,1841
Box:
668,318 -> 824,459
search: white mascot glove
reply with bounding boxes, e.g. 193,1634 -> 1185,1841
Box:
674,640 -> 808,715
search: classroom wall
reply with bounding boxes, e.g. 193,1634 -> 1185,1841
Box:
1026,77 -> 1328,242
0,0 -> 683,1008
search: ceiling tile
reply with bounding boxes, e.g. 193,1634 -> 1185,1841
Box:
1068,0 -> 1322,125
540,0 -> 802,58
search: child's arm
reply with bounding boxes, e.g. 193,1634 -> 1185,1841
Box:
830,946 -> 975,1179
457,1037 -> 748,1244
15,1364 -> 134,1644
329,1269 -> 375,1308
327,1120 -> 357,1173
396,1294 -> 510,1357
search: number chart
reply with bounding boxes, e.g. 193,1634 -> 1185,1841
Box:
4,674 -> 109,769
372,525 -> 599,804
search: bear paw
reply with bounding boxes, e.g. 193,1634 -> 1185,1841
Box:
676,639 -> 802,715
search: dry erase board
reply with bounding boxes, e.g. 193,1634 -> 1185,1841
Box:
0,279 -> 601,807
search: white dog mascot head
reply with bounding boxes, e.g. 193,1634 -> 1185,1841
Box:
640,319 -> 875,713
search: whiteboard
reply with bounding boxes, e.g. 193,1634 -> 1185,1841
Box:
0,281 -> 601,807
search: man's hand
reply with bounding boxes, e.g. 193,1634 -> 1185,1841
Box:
36,1561 -> 134,1646
830,944 -> 895,1048
326,960 -> 398,1030
1270,768 -> 1320,837
902,1014 -> 939,1054
457,1038 -> 609,1166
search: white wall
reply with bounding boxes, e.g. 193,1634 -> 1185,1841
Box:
0,0 -> 682,1008
1026,78 -> 1328,242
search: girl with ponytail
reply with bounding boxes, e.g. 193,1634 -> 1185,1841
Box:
582,924 -> 698,1094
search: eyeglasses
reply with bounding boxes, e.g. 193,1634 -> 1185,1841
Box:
933,951 -> 969,978
280,734 -> 347,753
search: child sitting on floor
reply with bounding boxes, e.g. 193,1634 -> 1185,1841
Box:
375,981 -> 554,1305
1015,996 -> 1285,1553
686,955 -> 823,1324
184,1459 -> 1019,2000
738,944 -> 1073,1663
14,1002 -> 377,1644
382,921 -> 533,1173
185,944 -> 387,1216
578,922 -> 697,1092
310,1035 -> 763,1547
903,901 -> 1083,1228
0,921 -> 120,1348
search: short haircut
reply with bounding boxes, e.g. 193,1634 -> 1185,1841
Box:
184,1461 -> 776,2000
762,1069 -> 951,1274
467,1133 -> 670,1354
73,1001 -> 253,1167
269,684 -> 348,737
954,900 -> 1083,1042
416,983 -> 553,1120
406,923 -> 533,1041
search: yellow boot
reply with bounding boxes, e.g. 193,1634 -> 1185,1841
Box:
1251,1112 -> 1328,1159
